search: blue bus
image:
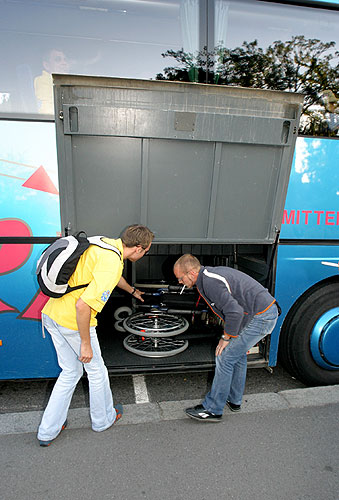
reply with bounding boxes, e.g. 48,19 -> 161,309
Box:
273,136 -> 339,385
0,0 -> 338,385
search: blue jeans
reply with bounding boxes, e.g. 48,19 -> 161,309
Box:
202,305 -> 278,415
38,314 -> 116,441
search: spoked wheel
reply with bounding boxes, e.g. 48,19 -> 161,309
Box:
123,311 -> 189,338
122,311 -> 189,357
123,334 -> 189,358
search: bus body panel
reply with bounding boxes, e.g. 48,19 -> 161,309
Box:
270,244 -> 339,367
280,137 -> 339,240
0,121 -> 62,379
270,137 -> 339,378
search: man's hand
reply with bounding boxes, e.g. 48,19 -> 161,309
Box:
132,288 -> 145,302
79,342 -> 93,363
76,298 -> 93,364
215,337 -> 230,356
117,277 -> 146,302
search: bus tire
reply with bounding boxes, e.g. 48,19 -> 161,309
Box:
279,282 -> 339,386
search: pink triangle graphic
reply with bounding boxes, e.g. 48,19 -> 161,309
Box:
0,299 -> 19,314
19,291 -> 49,321
22,165 -> 59,195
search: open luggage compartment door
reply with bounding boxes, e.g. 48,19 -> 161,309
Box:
53,75 -> 303,244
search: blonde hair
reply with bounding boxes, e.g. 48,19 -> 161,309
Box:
121,224 -> 154,248
174,254 -> 201,273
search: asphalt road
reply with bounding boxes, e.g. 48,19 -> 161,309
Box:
0,364 -> 307,414
1,401 -> 338,500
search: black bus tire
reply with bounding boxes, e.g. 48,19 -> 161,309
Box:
278,302 -> 299,379
279,282 -> 339,386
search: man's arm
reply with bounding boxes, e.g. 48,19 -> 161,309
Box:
205,279 -> 244,337
75,297 -> 93,363
203,278 -> 243,356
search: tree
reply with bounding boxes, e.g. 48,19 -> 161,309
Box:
156,36 -> 339,136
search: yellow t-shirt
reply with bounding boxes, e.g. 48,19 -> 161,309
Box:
42,238 -> 124,330
34,70 -> 54,115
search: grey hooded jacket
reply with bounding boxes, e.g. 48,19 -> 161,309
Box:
195,266 -> 276,337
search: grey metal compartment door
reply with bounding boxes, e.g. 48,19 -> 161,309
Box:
53,75 -> 303,243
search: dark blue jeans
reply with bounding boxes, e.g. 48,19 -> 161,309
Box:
202,305 -> 278,415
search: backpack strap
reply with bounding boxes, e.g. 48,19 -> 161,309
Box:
87,236 -> 122,261
66,237 -> 122,294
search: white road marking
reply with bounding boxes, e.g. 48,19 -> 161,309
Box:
132,374 -> 149,404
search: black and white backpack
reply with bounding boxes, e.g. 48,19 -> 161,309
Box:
36,231 -> 122,298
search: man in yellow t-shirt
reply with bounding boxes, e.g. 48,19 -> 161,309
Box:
37,224 -> 154,446
34,48 -> 70,115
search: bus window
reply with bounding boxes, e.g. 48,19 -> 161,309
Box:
1,0 -> 191,117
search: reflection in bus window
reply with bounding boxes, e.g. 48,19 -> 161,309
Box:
1,0 -> 184,116
34,49 -> 71,115
0,0 -> 338,122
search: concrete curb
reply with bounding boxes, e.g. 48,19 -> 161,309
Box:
0,385 -> 338,436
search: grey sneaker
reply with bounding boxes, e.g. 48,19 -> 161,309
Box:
39,420 -> 67,447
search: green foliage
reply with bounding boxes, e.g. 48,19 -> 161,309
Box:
156,36 -> 339,137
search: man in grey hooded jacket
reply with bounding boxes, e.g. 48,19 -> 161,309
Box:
174,254 -> 279,422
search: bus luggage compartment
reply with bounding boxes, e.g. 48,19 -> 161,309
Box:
96,242 -> 275,374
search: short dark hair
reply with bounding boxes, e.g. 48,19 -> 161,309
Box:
121,224 -> 154,248
174,254 -> 201,272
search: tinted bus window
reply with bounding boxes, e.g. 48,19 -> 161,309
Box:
1,0 -> 192,116
214,0 -> 338,49
0,121 -> 60,237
